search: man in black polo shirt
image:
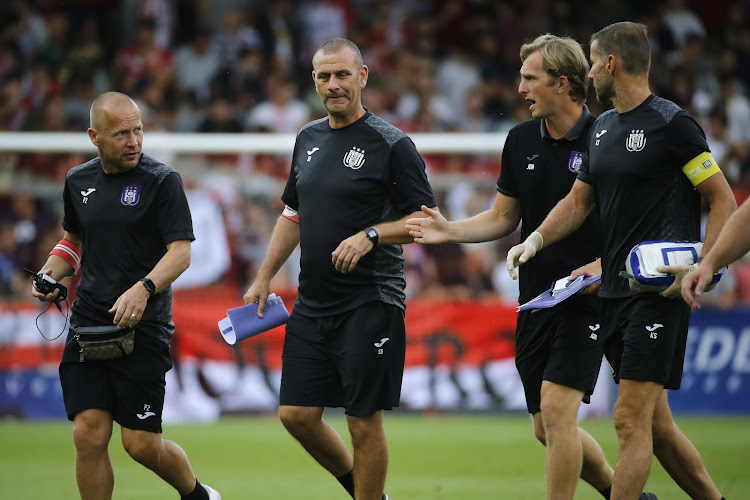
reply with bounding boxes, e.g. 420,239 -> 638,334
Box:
508,23 -> 733,500
407,35 -> 632,500
243,38 -> 436,500
31,92 -> 219,499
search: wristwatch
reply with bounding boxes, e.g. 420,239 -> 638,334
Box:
140,277 -> 156,298
364,227 -> 379,246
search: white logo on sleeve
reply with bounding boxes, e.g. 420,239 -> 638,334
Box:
646,323 -> 664,339
306,147 -> 319,161
137,404 -> 156,419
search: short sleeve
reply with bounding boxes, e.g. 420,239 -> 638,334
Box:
61,179 -> 79,234
496,130 -> 518,197
576,151 -> 592,185
157,171 -> 195,244
281,141 -> 301,210
386,137 -> 436,214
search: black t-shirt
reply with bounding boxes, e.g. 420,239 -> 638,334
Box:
497,107 -> 601,303
282,111 -> 436,317
578,95 -> 705,298
63,154 -> 195,343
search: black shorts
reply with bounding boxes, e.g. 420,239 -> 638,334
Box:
59,330 -> 172,432
601,295 -> 690,390
515,294 -> 603,414
279,300 -> 406,417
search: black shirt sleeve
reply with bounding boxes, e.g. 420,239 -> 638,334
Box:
62,178 -> 79,235
281,141 -> 301,210
386,137 -> 436,214
666,112 -> 710,168
157,171 -> 195,244
496,129 -> 518,197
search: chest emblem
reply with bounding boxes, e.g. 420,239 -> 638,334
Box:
307,147 -> 319,161
343,147 -> 366,169
568,151 -> 584,173
626,129 -> 646,152
121,185 -> 142,206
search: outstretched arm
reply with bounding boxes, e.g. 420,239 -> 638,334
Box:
406,193 -> 521,245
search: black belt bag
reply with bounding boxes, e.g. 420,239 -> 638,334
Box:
71,325 -> 136,362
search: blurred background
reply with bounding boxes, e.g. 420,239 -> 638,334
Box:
1,0 -> 750,422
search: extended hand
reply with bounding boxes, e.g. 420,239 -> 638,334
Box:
658,263 -> 711,309
656,263 -> 700,301
406,205 -> 449,244
569,258 -> 601,295
506,231 -> 543,280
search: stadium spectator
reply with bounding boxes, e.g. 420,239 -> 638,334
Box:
407,34 -> 629,500
173,27 -> 219,104
506,22 -> 732,499
242,38 -> 436,500
30,91 -> 220,500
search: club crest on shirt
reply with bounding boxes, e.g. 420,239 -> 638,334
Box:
121,185 -> 142,206
343,147 -> 366,169
568,151 -> 584,172
626,129 -> 646,152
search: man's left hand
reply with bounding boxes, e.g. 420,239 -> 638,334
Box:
332,231 -> 374,274
109,282 -> 150,328
656,263 -> 699,299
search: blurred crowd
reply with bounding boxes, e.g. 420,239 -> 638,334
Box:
2,0 -> 750,308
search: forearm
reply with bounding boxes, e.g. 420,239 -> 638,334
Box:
376,208 -> 439,245
702,200 -> 750,272
446,209 -> 520,243
536,185 -> 593,248
701,196 -> 737,255
146,240 -> 192,292
256,216 -> 301,281
39,232 -> 82,281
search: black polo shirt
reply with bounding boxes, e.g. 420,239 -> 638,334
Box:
497,106 -> 601,303
63,154 -> 194,343
578,94 -> 707,298
282,111 -> 436,317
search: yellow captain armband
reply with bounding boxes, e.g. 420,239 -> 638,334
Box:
681,152 -> 721,186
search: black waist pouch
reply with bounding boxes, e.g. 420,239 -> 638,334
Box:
70,325 -> 136,362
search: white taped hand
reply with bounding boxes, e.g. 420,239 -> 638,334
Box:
506,231 -> 543,280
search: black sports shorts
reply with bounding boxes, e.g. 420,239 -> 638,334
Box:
515,294 -> 603,414
59,329 -> 172,433
279,300 -> 406,417
601,294 -> 690,390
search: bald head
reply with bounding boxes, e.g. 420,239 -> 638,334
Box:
89,92 -> 139,131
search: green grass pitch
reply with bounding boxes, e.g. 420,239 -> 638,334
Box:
1,414 -> 747,499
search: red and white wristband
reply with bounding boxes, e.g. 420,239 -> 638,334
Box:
281,205 -> 299,224
50,239 -> 82,274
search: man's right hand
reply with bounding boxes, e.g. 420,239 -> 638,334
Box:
30,269 -> 62,303
506,231 -> 543,280
406,205 -> 449,244
243,279 -> 271,317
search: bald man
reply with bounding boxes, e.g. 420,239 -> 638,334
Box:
31,92 -> 220,500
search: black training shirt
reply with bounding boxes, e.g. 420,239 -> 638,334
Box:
63,154 -> 194,343
578,95 -> 706,298
497,106 -> 601,303
282,110 -> 436,317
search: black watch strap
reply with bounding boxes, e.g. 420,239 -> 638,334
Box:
140,277 -> 156,298
364,227 -> 379,246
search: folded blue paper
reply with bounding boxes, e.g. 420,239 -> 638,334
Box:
517,274 -> 601,312
218,294 -> 290,345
